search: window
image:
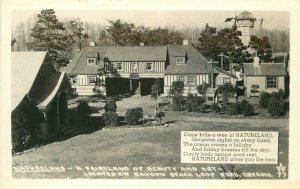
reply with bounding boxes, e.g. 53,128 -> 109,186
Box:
223,78 -> 231,84
116,62 -> 123,72
266,76 -> 277,88
178,75 -> 185,82
207,97 -> 214,102
187,76 -> 195,85
89,75 -> 96,84
87,58 -> 96,66
176,57 -> 185,65
146,62 -> 153,71
132,62 -> 138,70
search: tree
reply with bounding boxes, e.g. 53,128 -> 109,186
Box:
27,9 -> 74,69
248,36 -> 272,62
156,111 -> 165,125
169,81 -> 184,96
68,18 -> 89,51
151,79 -> 163,116
197,82 -> 208,96
216,83 -> 236,103
106,19 -> 135,46
196,24 -> 272,70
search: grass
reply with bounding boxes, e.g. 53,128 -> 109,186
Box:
12,95 -> 289,179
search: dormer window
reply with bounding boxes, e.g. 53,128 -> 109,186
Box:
87,57 -> 96,66
176,57 -> 185,65
146,62 -> 153,72
132,62 -> 138,70
116,62 -> 123,72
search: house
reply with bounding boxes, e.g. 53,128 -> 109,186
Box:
66,41 -> 236,97
66,46 -> 167,96
243,56 -> 287,97
11,52 -> 70,151
213,65 -> 239,87
164,44 -> 213,95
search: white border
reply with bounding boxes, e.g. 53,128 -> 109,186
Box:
1,0 -> 300,189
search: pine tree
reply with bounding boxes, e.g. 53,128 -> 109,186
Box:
27,9 -> 74,69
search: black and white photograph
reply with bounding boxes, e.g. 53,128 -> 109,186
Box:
1,0 -> 300,188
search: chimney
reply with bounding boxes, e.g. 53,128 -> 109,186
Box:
253,56 -> 260,67
140,42 -> 144,46
183,40 -> 188,46
90,41 -> 96,47
253,50 -> 260,67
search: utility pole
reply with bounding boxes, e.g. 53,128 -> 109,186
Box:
218,53 -> 224,70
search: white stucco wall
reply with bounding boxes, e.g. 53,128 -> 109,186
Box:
245,76 -> 285,97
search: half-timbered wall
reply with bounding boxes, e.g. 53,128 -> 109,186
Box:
104,61 -> 165,73
164,74 -> 210,87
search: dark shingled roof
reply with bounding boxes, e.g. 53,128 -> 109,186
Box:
66,46 -> 167,75
165,45 -> 212,74
243,63 -> 286,76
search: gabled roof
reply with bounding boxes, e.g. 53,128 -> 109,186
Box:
12,52 -> 70,111
165,45 -> 212,74
11,52 -> 47,111
66,46 -> 167,75
213,65 -> 238,79
243,63 -> 286,76
105,46 -> 167,61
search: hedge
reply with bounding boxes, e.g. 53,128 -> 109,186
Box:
102,112 -> 118,127
125,107 -> 143,125
240,99 -> 254,116
259,92 -> 271,108
104,98 -> 117,112
226,103 -> 241,115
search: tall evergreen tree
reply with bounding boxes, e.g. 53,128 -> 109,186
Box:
27,9 -> 74,69
196,24 -> 272,70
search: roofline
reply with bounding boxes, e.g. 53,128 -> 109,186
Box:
244,74 -> 286,76
69,48 -> 87,73
165,72 -> 211,75
37,72 -> 66,109
243,63 -> 286,65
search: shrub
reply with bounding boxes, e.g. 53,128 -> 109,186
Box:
199,103 -> 207,113
125,107 -> 143,125
259,92 -> 271,108
169,81 -> 184,96
77,100 -> 90,116
217,83 -> 236,103
104,98 -> 117,112
185,93 -> 196,112
172,93 -> 185,111
211,103 -> 221,113
240,99 -> 254,116
268,95 -> 286,117
184,94 -> 205,112
156,111 -> 166,125
226,103 -> 241,115
102,112 -> 118,127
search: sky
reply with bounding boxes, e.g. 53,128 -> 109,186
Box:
11,9 -> 290,31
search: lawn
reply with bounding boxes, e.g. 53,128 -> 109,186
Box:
12,95 -> 289,179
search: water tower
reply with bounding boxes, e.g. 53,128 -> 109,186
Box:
236,11 -> 256,46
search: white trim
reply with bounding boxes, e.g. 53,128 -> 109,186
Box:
37,72 -> 65,109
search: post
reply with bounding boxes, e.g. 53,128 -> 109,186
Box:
138,80 -> 141,97
130,79 -> 132,91
56,94 -> 60,131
